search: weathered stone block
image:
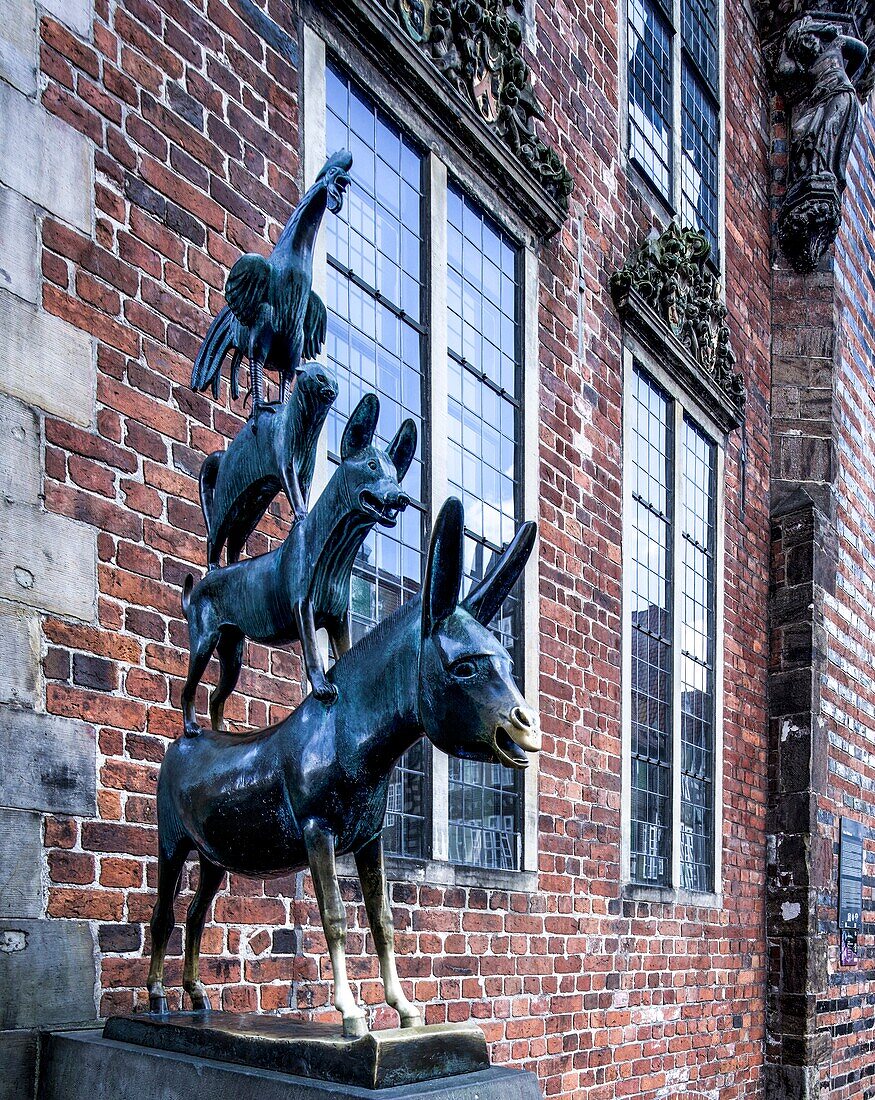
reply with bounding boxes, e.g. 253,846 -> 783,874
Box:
0,0 -> 37,96
0,1029 -> 38,1100
764,1062 -> 820,1100
0,82 -> 92,231
0,919 -> 96,1029
42,0 -> 93,38
0,808 -> 42,918
0,706 -> 95,816
0,187 -> 39,304
0,291 -> 94,426
0,393 -> 41,504
0,605 -> 40,707
770,670 -> 813,719
0,501 -> 97,620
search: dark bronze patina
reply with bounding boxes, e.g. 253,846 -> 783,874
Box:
181,394 -> 417,723
103,1013 -> 490,1089
199,363 -> 339,568
148,498 -> 539,1037
191,150 -> 352,411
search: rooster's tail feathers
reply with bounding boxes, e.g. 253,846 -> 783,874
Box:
192,308 -> 235,395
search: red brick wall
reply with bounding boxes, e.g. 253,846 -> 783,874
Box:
819,110 -> 875,1099
36,0 -> 773,1096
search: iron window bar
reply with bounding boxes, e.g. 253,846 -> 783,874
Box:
327,254 -> 427,335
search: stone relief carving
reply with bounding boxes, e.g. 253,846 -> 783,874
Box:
610,221 -> 746,413
774,16 -> 868,270
384,0 -> 573,207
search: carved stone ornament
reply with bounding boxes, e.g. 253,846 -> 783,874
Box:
610,222 -> 746,428
382,0 -> 573,208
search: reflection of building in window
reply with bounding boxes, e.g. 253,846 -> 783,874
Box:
325,64 -> 428,859
446,185 -> 523,871
627,365 -> 717,891
627,0 -> 720,255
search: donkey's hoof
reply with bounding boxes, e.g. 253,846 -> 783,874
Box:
148,991 -> 169,1014
183,722 -> 201,739
185,982 -> 213,1011
342,1014 -> 368,1038
399,1011 -> 422,1028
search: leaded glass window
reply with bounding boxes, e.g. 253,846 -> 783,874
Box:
446,185 -> 523,871
627,0 -> 721,256
326,64 -> 428,859
626,362 -> 719,892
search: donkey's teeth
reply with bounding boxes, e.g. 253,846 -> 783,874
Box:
494,727 -> 530,769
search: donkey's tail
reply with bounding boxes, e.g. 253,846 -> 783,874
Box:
182,574 -> 194,614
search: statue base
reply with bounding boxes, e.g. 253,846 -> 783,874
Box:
40,1016 -> 543,1098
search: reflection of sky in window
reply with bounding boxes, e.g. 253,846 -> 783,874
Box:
681,64 -> 719,255
326,63 -> 428,860
628,0 -> 672,197
446,184 -> 522,872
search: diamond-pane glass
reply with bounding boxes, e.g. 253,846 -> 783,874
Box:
679,418 -> 716,892
628,0 -> 673,198
629,367 -> 674,887
326,63 -> 428,859
446,184 -> 522,871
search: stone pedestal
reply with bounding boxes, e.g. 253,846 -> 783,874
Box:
39,1018 -> 543,1099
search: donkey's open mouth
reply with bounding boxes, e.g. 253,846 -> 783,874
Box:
359,490 -> 407,527
493,727 -> 533,769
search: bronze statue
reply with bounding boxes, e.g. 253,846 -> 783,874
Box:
147,498 -> 540,1037
190,151 -> 353,411
775,16 -> 868,270
180,394 -> 417,728
199,363 -> 339,569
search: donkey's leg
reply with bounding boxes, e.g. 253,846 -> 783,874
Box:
183,855 -> 226,1011
209,629 -> 244,731
354,835 -> 422,1027
303,818 -> 366,1037
293,602 -> 337,705
181,627 -> 218,737
147,837 -> 189,1013
328,617 -> 352,660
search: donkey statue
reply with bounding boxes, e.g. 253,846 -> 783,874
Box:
198,362 -> 339,569
181,393 -> 417,730
147,498 -> 539,1036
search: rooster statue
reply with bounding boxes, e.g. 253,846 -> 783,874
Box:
191,150 -> 353,414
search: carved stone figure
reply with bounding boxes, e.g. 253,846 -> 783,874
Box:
181,395 -> 417,728
610,221 -> 745,408
147,498 -> 540,1038
774,16 -> 868,270
199,363 -> 339,569
190,151 -> 353,411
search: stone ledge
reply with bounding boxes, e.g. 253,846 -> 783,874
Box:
41,1030 -> 543,1099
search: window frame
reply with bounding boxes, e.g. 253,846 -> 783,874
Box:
620,0 -> 726,265
303,25 -> 540,890
620,341 -> 726,906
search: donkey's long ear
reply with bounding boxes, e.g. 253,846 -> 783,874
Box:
388,419 -> 417,481
462,521 -> 536,626
422,497 -> 464,636
341,393 -> 380,458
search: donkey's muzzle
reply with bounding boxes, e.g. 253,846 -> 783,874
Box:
493,706 -> 540,769
359,489 -> 410,527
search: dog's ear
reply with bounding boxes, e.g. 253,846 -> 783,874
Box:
341,393 -> 380,458
388,419 -> 417,481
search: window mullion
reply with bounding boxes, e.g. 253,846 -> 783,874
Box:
427,152 -> 450,863
670,399 -> 684,890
